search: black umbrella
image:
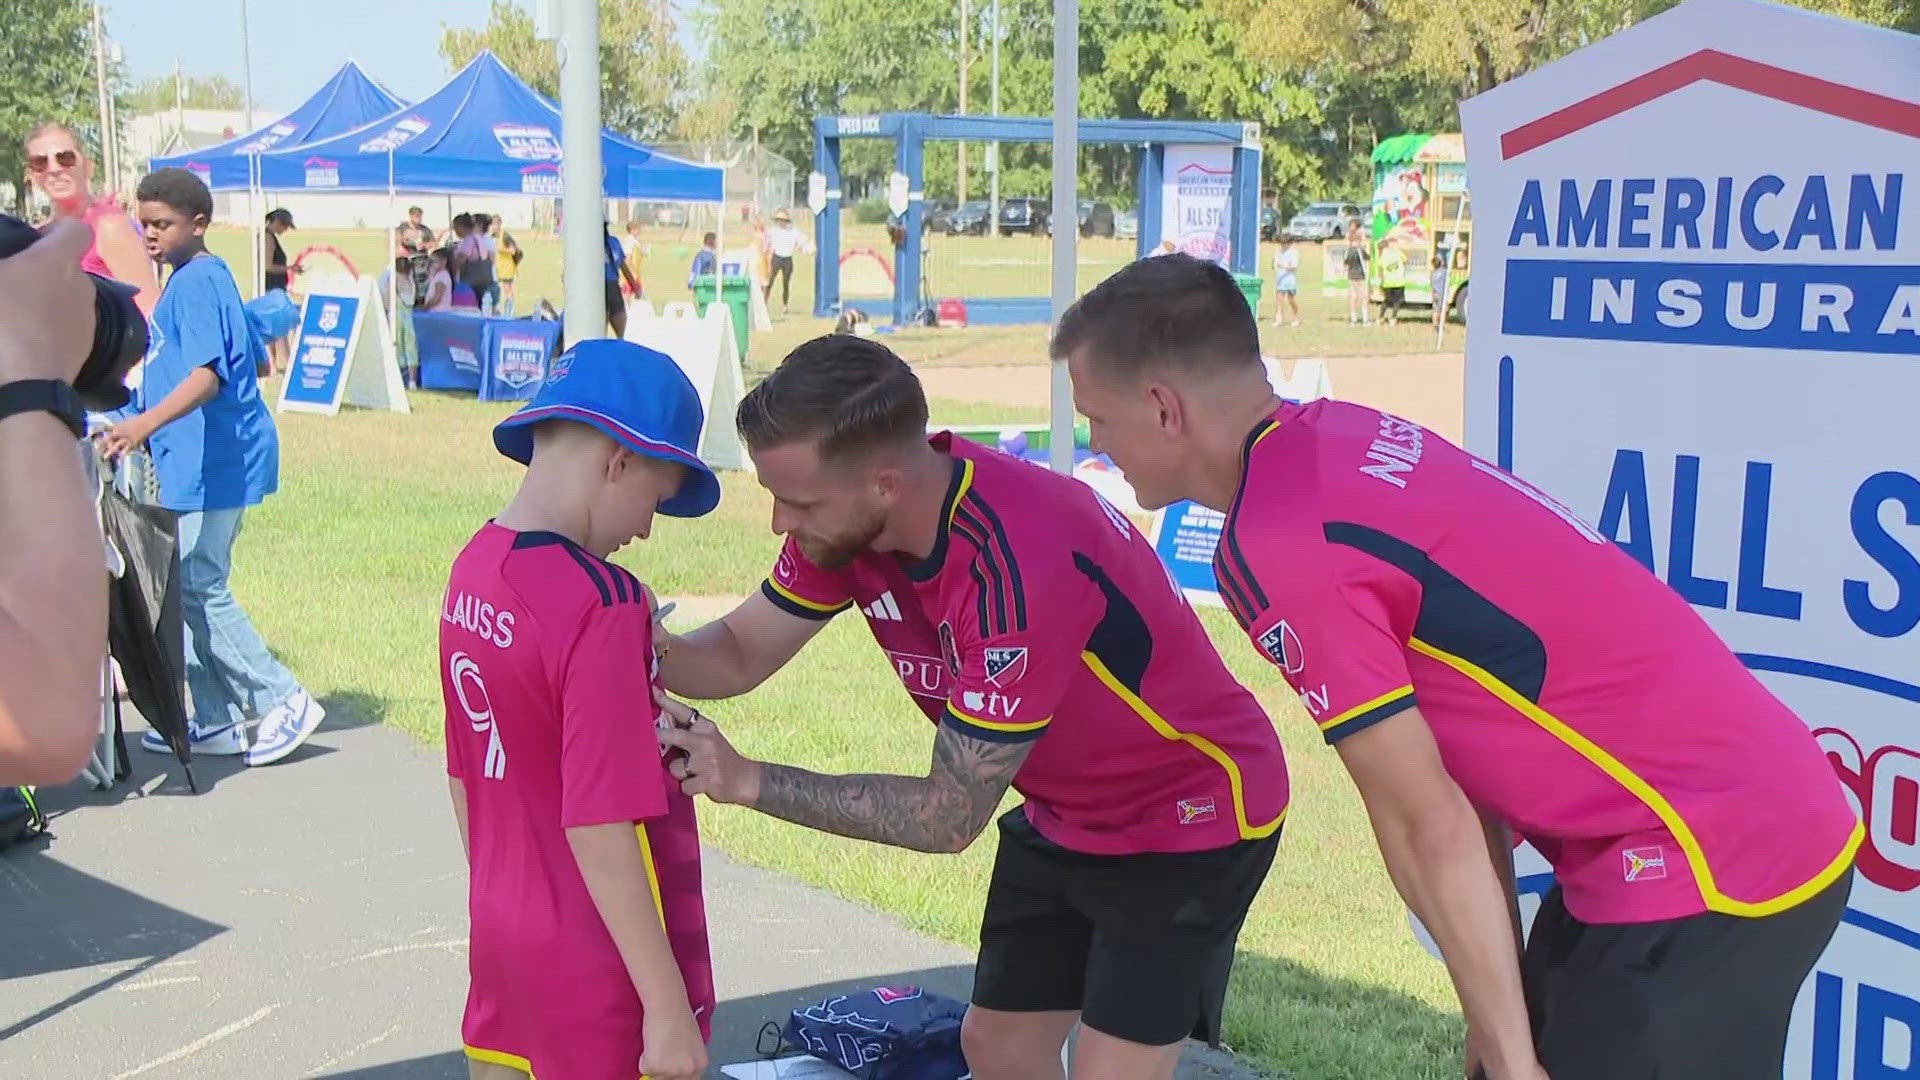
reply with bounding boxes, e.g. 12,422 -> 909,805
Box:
99,486 -> 196,793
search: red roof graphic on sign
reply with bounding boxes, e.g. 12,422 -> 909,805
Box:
1502,48 -> 1920,159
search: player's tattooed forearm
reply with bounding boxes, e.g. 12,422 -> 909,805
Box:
751,728 -> 1032,853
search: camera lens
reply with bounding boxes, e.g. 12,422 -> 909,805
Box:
0,214 -> 150,412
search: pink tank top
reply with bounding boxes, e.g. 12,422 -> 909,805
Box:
78,199 -> 123,278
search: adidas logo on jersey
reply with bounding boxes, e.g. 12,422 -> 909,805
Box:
863,591 -> 904,621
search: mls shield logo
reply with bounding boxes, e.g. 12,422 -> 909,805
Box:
1622,846 -> 1667,882
1257,621 -> 1305,676
317,302 -> 341,334
983,646 -> 1028,687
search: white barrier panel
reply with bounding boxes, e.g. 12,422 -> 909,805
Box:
1458,1 -> 1920,1073
626,302 -> 750,473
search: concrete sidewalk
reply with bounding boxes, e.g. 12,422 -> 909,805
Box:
0,710 -> 1264,1078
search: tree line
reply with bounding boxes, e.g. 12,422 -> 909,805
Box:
6,0 -> 1915,217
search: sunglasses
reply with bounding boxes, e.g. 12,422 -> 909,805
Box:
27,150 -> 80,173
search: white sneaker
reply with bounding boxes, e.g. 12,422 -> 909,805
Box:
243,689 -> 326,767
142,721 -> 247,756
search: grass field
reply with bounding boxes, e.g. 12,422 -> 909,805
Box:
206,218 -> 1455,378
195,219 -> 1466,1078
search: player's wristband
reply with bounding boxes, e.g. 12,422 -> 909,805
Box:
0,379 -> 86,439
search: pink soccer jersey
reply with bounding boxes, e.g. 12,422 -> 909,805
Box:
1217,401 -> 1862,923
762,433 -> 1289,856
441,523 -> 714,1076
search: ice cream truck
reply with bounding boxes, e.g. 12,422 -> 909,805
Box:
1367,132 -> 1473,320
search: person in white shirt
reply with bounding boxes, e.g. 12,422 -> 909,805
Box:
378,254 -> 422,387
763,209 -> 811,314
1272,238 -> 1300,327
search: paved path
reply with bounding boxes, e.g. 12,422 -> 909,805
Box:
2,711 -> 1265,1078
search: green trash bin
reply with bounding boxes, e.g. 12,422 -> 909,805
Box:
1233,272 -> 1265,317
692,274 -> 752,363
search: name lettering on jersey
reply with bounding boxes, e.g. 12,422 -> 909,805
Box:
442,590 -> 517,649
1471,459 -> 1608,544
1300,684 -> 1331,718
1622,845 -> 1668,882
1256,621 -> 1305,676
449,651 -> 506,780
1177,796 -> 1219,826
1359,413 -> 1427,489
887,651 -> 951,698
862,591 -> 904,622
961,689 -> 1024,719
982,646 -> 1028,687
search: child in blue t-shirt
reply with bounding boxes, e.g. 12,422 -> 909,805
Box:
101,167 -> 324,768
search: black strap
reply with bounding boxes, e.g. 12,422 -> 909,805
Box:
0,379 -> 85,439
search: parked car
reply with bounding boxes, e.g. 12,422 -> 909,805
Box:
999,197 -> 1050,236
941,200 -> 992,236
1046,200 -> 1117,239
1115,208 -> 1138,240
1260,206 -> 1281,242
1284,200 -> 1365,241
923,201 -> 956,233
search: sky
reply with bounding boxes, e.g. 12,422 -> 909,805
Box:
102,0 -> 701,120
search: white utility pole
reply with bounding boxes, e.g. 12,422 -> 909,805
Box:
989,0 -> 1001,228
559,0 -> 606,341
1048,0 -> 1078,474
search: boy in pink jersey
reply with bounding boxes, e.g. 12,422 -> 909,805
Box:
440,339 -> 720,1080
1056,254 -> 1862,1080
651,336 -> 1287,1080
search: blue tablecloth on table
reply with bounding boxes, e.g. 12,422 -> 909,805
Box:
415,312 -> 560,401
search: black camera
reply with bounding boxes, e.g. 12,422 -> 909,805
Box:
0,212 -> 149,411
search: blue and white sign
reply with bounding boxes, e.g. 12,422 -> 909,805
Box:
282,294 -> 359,412
1148,501 -> 1229,607
1461,1 -> 1920,1073
278,275 -> 410,417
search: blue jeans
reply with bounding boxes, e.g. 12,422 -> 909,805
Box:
177,507 -> 298,729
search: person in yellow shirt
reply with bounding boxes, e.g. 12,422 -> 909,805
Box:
494,218 -> 522,317
1377,236 -> 1408,325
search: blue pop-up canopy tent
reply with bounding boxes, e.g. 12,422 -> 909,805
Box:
147,60 -> 405,190
252,51 -> 723,202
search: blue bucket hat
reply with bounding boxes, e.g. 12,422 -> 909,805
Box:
492,339 -> 721,518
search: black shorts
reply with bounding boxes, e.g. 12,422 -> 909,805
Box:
604,278 -> 625,315
1499,871 -> 1850,1079
971,807 -> 1279,1048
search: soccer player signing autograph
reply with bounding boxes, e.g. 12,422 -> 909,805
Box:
440,340 -> 720,1080
653,336 -> 1289,1080
1055,254 -> 1862,1080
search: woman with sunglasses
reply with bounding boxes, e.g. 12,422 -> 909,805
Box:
24,121 -> 158,316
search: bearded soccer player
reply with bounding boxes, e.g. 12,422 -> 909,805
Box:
653,335 -> 1289,1080
1055,254 -> 1862,1080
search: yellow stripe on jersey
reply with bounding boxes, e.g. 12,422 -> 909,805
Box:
1407,635 -> 1865,917
1318,685 -> 1416,734
764,576 -> 849,614
464,1046 -> 535,1075
1080,650 -> 1287,840
1248,418 -> 1283,452
945,702 -> 1051,734
635,823 -> 667,932
946,457 -> 977,527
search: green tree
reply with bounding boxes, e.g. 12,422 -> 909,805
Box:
0,0 -> 109,211
126,74 -> 245,114
441,0 -> 691,143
